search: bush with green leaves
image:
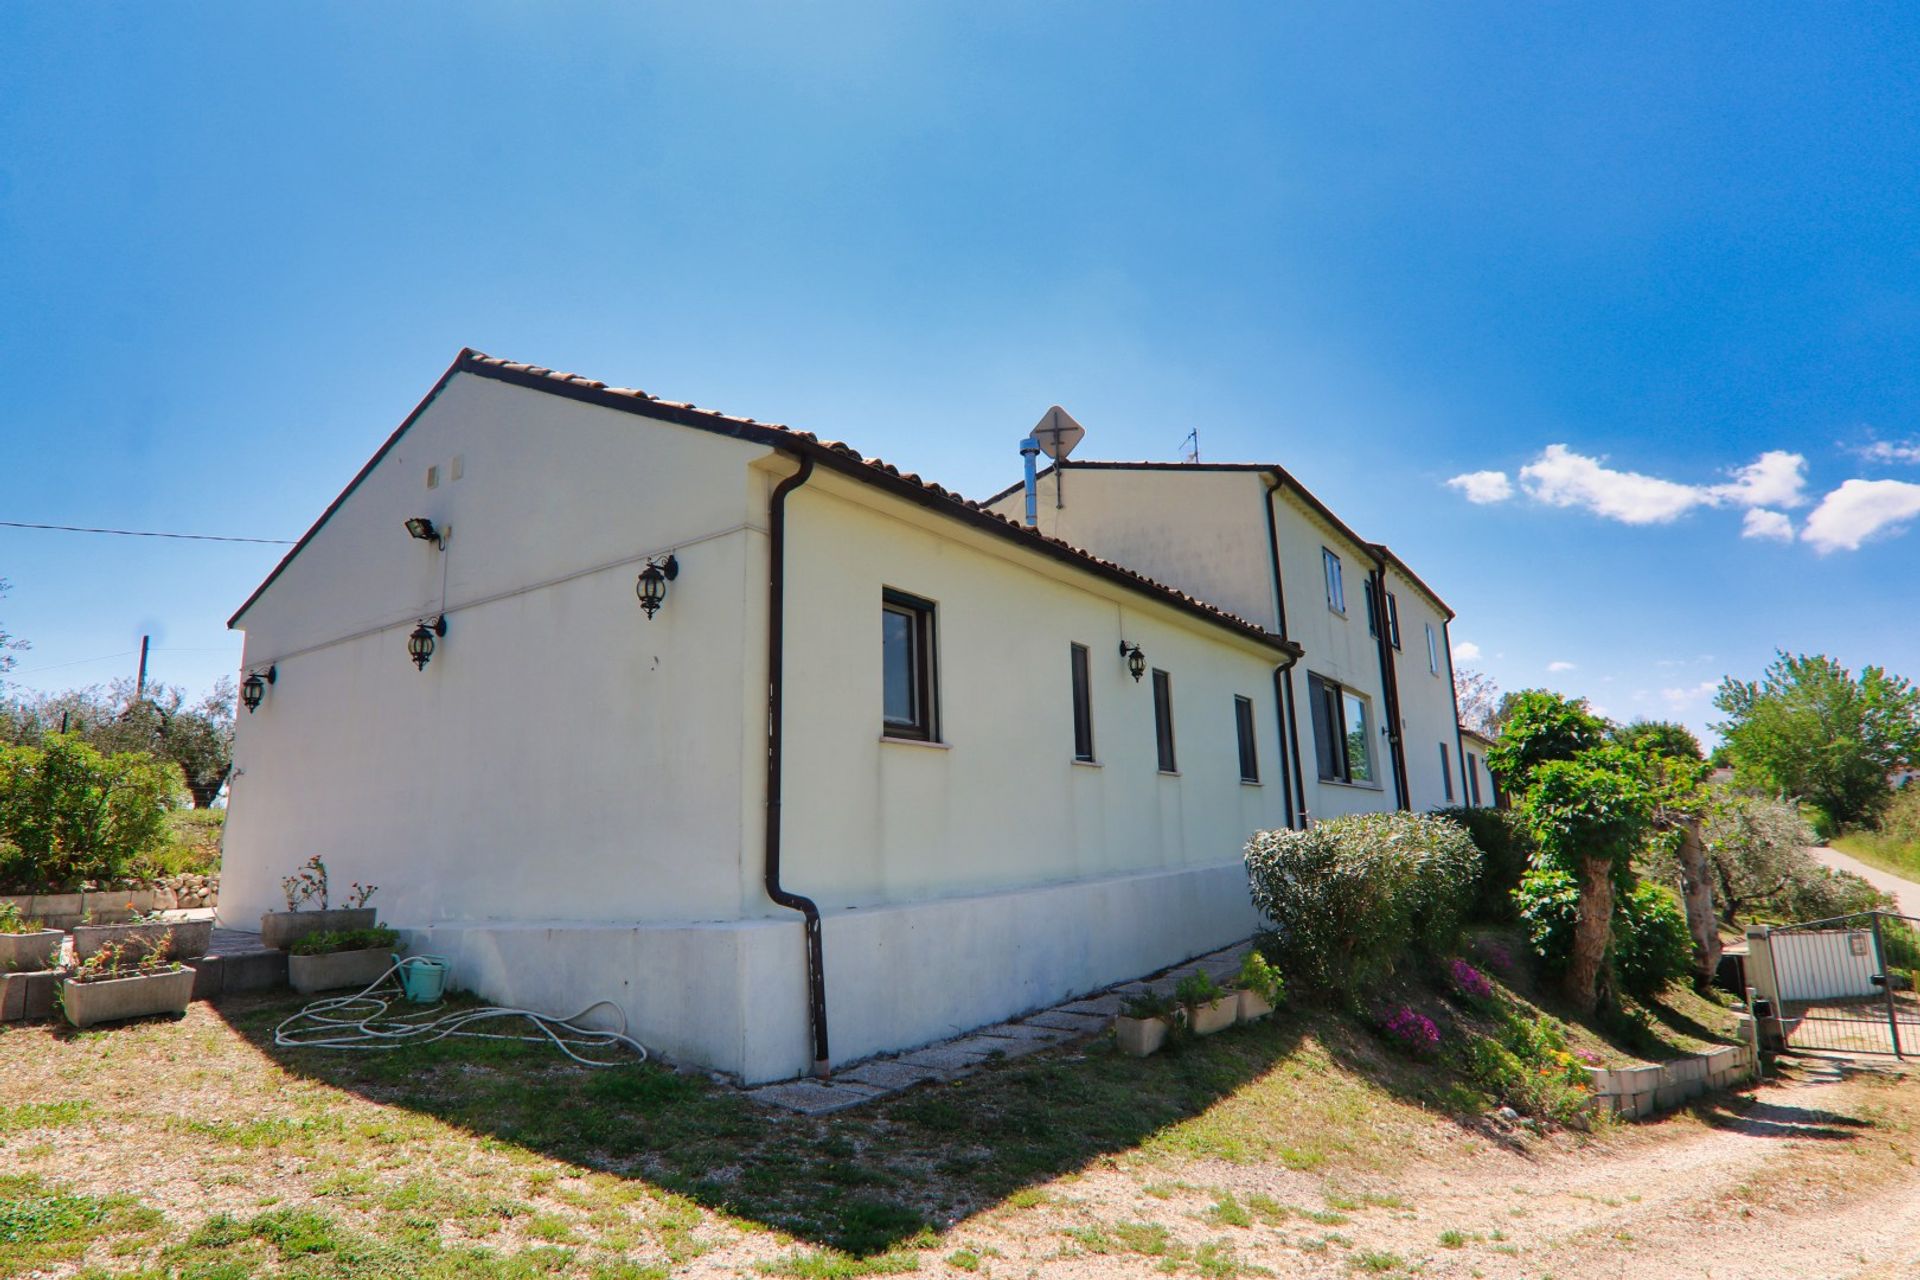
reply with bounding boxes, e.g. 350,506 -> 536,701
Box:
289,927 -> 400,957
1244,812 -> 1481,1001
1516,870 -> 1693,998
1453,1006 -> 1593,1125
1435,806 -> 1534,921
1486,690 -> 1606,791
0,735 -> 175,891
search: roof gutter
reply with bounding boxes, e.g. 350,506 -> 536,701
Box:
1264,475 -> 1309,826
765,453 -> 831,1077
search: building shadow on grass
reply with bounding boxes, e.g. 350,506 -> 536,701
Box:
213,991 -> 1338,1257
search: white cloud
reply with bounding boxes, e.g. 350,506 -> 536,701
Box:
1661,681 -> 1718,709
1446,470 -> 1514,504
1801,479 -> 1920,553
1452,640 -> 1482,662
1519,444 -> 1709,524
1856,437 -> 1920,465
1713,450 -> 1809,509
1741,508 -> 1794,542
1547,660 -> 1576,673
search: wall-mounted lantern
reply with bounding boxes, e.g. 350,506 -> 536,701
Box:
404,516 -> 446,547
408,616 -> 448,670
1119,641 -> 1147,683
635,554 -> 679,619
240,665 -> 277,713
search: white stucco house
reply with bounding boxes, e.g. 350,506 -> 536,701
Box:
222,349 -> 1470,1084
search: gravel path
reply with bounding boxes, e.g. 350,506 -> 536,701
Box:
1810,844 -> 1920,914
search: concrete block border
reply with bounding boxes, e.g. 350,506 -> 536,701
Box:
1587,1017 -> 1758,1119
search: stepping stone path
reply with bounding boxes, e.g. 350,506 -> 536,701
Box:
745,937 -> 1256,1114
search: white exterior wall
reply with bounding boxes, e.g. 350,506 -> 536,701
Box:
1381,563 -> 1463,812
223,373 -> 770,929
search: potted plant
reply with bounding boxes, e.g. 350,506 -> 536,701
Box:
72,905 -> 212,962
1235,951 -> 1286,1022
1177,971 -> 1237,1036
61,928 -> 195,1028
1114,991 -> 1178,1057
0,901 -> 64,973
288,927 -> 400,994
259,858 -> 379,950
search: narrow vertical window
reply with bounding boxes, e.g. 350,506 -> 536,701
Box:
1386,592 -> 1401,649
1426,623 -> 1440,675
1341,691 -> 1373,783
1152,669 -> 1177,773
1309,673 -> 1341,780
881,589 -> 937,741
1234,695 -> 1259,782
1364,572 -> 1379,637
1323,548 -> 1345,615
1467,753 -> 1483,806
1440,743 -> 1454,802
1069,642 -> 1095,762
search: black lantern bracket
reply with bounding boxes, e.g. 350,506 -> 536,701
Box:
240,665 -> 278,713
408,615 -> 449,671
1119,640 -> 1147,683
635,553 -> 680,620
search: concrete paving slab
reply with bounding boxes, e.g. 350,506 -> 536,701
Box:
835,1060 -> 943,1090
747,1080 -> 887,1115
896,1044 -> 996,1072
1023,1009 -> 1111,1033
974,1021 -> 1075,1043
1055,994 -> 1125,1016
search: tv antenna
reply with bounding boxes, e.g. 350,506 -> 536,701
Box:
1180,429 -> 1199,464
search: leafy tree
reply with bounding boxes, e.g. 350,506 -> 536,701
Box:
1519,747 -> 1655,1012
1453,666 -> 1500,735
0,734 -> 176,890
1713,653 -> 1920,827
1486,690 -> 1606,790
0,580 -> 26,692
1,677 -> 234,807
1612,719 -> 1704,762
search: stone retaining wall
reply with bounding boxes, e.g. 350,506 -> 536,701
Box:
1586,1020 -> 1758,1119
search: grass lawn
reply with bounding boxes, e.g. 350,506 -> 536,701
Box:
1834,831 -> 1920,886
0,933 -> 1758,1280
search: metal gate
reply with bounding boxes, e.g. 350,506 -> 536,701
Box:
1759,911 -> 1920,1057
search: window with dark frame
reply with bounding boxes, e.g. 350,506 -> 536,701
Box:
1234,695 -> 1259,782
1386,592 -> 1401,649
1364,572 -> 1379,638
1323,547 -> 1345,615
1467,753 -> 1483,806
880,589 -> 937,741
1307,671 -> 1375,786
1152,669 -> 1177,773
1070,642 -> 1095,762
1440,742 -> 1454,802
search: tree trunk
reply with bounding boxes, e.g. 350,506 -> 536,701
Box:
1673,818 -> 1722,989
1564,853 -> 1616,1014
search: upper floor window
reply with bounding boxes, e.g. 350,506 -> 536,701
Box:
1308,672 -> 1374,786
1386,592 -> 1401,649
1069,642 -> 1095,762
881,589 -> 938,741
1364,572 -> 1379,638
1323,548 -> 1345,615
1152,669 -> 1178,773
1425,623 -> 1441,675
1234,695 -> 1259,783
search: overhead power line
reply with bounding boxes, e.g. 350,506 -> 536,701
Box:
0,520 -> 293,545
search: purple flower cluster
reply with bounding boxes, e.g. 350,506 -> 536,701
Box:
1448,958 -> 1495,1001
1576,1048 -> 1605,1066
1472,938 -> 1515,974
1381,1005 -> 1441,1056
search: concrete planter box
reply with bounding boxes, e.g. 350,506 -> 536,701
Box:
61,966 -> 194,1029
260,908 -> 377,951
73,919 -> 212,961
1237,989 -> 1275,1022
1189,996 -> 1238,1036
0,930 -> 65,973
80,889 -> 155,924
1114,1015 -> 1171,1057
289,948 -> 394,994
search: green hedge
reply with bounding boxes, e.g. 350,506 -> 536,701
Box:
0,736 -> 175,891
1245,812 -> 1481,1002
1434,806 -> 1533,921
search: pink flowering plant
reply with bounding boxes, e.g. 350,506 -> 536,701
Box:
1448,958 -> 1495,1002
1470,937 -> 1514,974
1380,1005 -> 1441,1058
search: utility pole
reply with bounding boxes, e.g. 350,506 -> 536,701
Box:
135,634 -> 149,701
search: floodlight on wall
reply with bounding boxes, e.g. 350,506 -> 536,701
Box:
1119,641 -> 1147,683
408,616 -> 447,670
404,516 -> 445,547
240,665 -> 277,713
635,554 -> 679,619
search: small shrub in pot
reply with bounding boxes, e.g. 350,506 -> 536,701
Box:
0,900 -> 62,973
260,857 -> 379,950
61,928 -> 194,1028
287,926 -> 401,994
1235,950 -> 1286,1021
1114,991 -> 1176,1058
1176,971 -> 1237,1036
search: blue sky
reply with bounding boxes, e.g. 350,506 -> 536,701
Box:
5,5 -> 1920,742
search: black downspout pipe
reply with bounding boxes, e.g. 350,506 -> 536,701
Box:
1441,618 -> 1471,808
1369,564 -> 1411,811
1264,477 -> 1309,827
765,454 -> 830,1076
